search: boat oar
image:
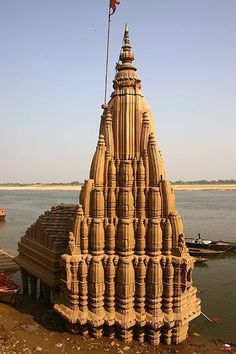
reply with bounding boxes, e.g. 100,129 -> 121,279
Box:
201,311 -> 219,323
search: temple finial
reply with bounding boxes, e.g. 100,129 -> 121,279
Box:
119,23 -> 134,64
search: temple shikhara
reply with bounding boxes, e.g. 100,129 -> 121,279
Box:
16,25 -> 201,345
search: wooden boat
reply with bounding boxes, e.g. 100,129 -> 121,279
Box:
186,237 -> 236,252
0,249 -> 19,274
194,257 -> 209,264
188,247 -> 223,257
0,208 -> 6,221
0,273 -> 21,305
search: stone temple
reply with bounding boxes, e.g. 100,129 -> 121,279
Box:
16,25 -> 201,345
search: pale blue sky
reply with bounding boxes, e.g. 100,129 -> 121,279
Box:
0,0 -> 235,183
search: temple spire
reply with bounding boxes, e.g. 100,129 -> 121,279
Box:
119,23 -> 135,66
112,24 -> 141,93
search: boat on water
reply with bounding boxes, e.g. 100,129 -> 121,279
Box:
186,233 -> 236,252
0,273 -> 21,305
0,208 -> 6,222
188,247 -> 223,257
0,249 -> 19,274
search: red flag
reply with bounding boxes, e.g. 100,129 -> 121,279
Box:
110,0 -> 120,15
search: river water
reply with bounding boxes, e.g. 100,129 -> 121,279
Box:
0,190 -> 235,343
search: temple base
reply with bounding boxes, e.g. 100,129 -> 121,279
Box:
64,321 -> 190,345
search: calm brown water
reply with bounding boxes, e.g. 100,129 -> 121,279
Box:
0,190 -> 235,343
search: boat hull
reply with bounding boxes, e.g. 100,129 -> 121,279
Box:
0,209 -> 6,222
0,273 -> 21,305
186,238 -> 236,251
194,257 -> 208,264
188,247 -> 223,257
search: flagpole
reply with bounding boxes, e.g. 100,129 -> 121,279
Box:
104,1 -> 111,105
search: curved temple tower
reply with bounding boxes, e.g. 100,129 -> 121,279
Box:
53,26 -> 201,344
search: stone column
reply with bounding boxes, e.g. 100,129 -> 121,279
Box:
21,268 -> 29,296
29,274 -> 37,298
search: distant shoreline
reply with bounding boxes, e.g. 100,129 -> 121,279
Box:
173,184 -> 236,191
0,184 -> 236,191
0,185 -> 82,191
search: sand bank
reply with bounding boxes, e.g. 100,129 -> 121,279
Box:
0,297 -> 228,354
0,184 -> 236,191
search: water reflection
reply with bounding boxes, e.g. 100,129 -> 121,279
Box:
0,221 -> 6,233
0,190 -> 236,343
207,251 -> 236,260
194,262 -> 209,268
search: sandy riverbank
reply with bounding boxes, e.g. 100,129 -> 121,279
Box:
0,184 -> 236,191
0,297 -> 230,354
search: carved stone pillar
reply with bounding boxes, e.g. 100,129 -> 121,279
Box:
136,158 -> 145,187
140,113 -> 149,156
173,260 -> 182,313
119,160 -> 134,188
116,256 -> 135,341
148,187 -> 161,218
160,180 -> 173,217
108,159 -> 116,187
105,221 -> 116,254
107,187 -> 116,219
172,323 -> 189,344
162,257 -> 174,315
118,187 -> 134,219
78,258 -> 88,313
135,219 -> 146,255
41,281 -> 51,304
104,257 -> 116,314
92,188 -> 105,219
136,188 -> 146,219
146,257 -> 162,317
21,268 -> 29,296
39,280 -> 44,301
88,256 -> 105,316
81,219 -> 89,254
162,327 -> 172,345
116,219 -> 135,256
29,274 -> 37,298
116,257 -> 135,316
147,326 -> 161,345
162,219 -> 172,255
73,204 -> 84,248
89,219 -> 105,255
146,219 -> 162,256
134,258 -> 146,315
134,257 -> 146,343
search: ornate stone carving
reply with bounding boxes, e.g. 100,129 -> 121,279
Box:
17,24 -> 200,345
67,232 -> 79,255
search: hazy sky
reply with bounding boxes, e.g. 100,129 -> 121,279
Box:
0,0 -> 235,183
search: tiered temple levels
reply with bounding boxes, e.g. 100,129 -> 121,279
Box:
54,26 -> 200,344
16,205 -> 79,300
16,25 -> 200,345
